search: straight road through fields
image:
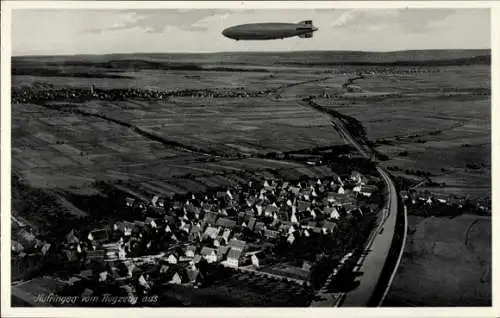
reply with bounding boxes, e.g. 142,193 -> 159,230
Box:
339,167 -> 398,306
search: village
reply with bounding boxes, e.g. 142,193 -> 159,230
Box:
12,169 -> 383,306
11,85 -> 274,105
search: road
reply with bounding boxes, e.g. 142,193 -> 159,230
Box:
266,80 -> 405,307
330,119 -> 371,158
303,98 -> 404,307
339,167 -> 399,306
311,167 -> 399,307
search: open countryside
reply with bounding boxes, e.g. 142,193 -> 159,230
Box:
11,49 -> 491,307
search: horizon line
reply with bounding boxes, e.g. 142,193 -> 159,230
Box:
12,48 -> 492,58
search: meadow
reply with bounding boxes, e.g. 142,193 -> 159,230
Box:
316,65 -> 490,199
385,214 -> 491,306
11,67 -> 346,196
12,52 -> 490,200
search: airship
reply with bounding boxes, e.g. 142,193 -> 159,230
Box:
222,20 -> 318,41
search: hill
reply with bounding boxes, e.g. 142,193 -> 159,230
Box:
12,49 -> 490,70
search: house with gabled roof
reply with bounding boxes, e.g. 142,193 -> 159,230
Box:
216,218 -> 237,229
228,238 -> 246,252
220,228 -> 232,243
166,254 -> 178,264
168,272 -> 183,285
329,207 -> 340,220
350,170 -> 368,185
253,222 -> 265,233
263,179 -> 276,190
88,229 -> 108,243
186,267 -> 200,284
216,245 -> 230,262
78,269 -> 94,280
81,288 -> 94,298
248,217 -> 256,230
246,196 -> 257,207
360,184 -> 378,197
203,226 -> 220,240
200,247 -> 217,263
203,211 -> 219,226
264,204 -> 278,216
353,185 -> 362,193
189,223 -> 202,240
185,203 -> 200,215
251,254 -> 260,268
201,202 -> 213,212
264,229 -> 279,239
213,237 -> 222,248
225,248 -> 243,268
297,200 -> 309,212
185,245 -> 197,258
321,220 -> 336,234
180,222 -> 191,234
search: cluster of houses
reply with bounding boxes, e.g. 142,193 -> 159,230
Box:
11,85 -> 272,105
12,170 -> 380,304
11,215 -> 54,281
11,216 -> 51,257
401,190 -> 490,213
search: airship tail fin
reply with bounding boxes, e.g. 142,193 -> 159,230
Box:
296,20 -> 317,37
298,32 -> 314,39
297,20 -> 313,26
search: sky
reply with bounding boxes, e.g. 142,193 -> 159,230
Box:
11,8 -> 491,56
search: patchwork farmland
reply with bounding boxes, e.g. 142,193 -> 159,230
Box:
12,75 -> 347,195
10,50 -> 491,307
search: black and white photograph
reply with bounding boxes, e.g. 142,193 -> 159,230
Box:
1,1 -> 495,314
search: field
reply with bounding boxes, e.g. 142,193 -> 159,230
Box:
12,64 -> 351,196
159,271 -> 314,306
13,96 -> 345,195
11,51 -> 491,306
11,51 -> 491,212
316,65 -> 490,199
384,214 -> 491,306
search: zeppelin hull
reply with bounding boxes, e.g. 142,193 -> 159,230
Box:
222,22 -> 318,41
